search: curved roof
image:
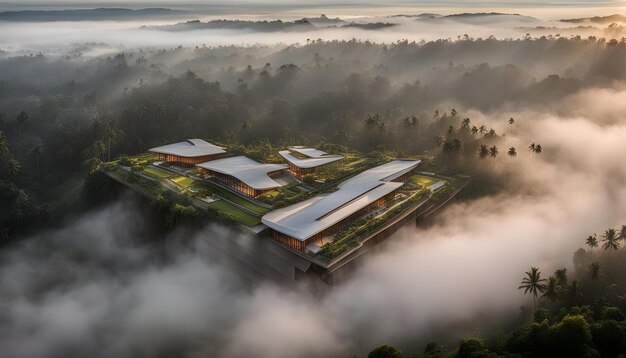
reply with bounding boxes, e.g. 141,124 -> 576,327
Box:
149,139 -> 225,158
197,156 -> 288,190
288,146 -> 329,158
262,160 -> 421,241
279,150 -> 343,169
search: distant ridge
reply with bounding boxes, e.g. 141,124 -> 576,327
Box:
145,18 -> 396,32
561,14 -> 626,24
443,12 -> 523,18
0,8 -> 186,21
390,13 -> 442,19
413,12 -> 538,24
144,19 -> 316,32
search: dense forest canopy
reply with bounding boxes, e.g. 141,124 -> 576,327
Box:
1,9 -> 626,357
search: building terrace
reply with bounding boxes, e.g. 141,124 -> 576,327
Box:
279,146 -> 344,178
197,155 -> 288,198
149,139 -> 228,166
262,159 -> 421,251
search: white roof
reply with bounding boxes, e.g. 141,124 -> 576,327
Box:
149,139 -> 225,158
287,146 -> 329,158
197,156 -> 288,190
262,160 -> 421,241
279,150 -> 343,169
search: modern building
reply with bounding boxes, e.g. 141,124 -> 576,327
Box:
197,156 -> 288,197
149,139 -> 228,166
278,146 -> 344,178
262,159 -> 421,251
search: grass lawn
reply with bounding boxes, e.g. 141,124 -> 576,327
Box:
143,167 -> 175,179
410,175 -> 439,188
191,181 -> 270,214
171,176 -> 194,188
207,200 -> 261,227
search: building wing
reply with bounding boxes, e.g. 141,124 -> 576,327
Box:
197,156 -> 287,190
262,160 -> 421,241
149,139 -> 225,158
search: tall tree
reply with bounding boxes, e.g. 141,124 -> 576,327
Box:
555,268 -> 568,286
489,145 -> 499,159
601,228 -> 620,253
585,234 -> 598,251
518,267 -> 547,309
461,117 -> 471,129
508,117 -> 515,126
478,145 -> 489,159
568,280 -> 584,305
0,131 -> 8,157
541,276 -> 561,304
588,262 -> 601,281
29,145 -> 43,182
507,147 -> 517,158
6,159 -> 21,176
103,122 -> 123,162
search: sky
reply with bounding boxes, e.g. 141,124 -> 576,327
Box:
1,0 -> 625,18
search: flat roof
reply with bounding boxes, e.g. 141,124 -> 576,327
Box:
262,160 -> 421,241
279,150 -> 343,169
149,139 -> 225,158
197,156 -> 288,190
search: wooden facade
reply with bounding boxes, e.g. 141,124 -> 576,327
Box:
157,152 -> 229,166
287,160 -> 341,179
200,168 -> 284,198
286,163 -> 316,179
270,189 -> 398,251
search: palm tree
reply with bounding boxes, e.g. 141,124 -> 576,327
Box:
364,113 -> 382,129
487,128 -> 497,137
6,158 -> 21,176
541,276 -> 560,304
568,280 -> 584,306
554,268 -> 568,286
528,143 -> 536,152
461,118 -> 471,129
601,228 -> 620,252
103,122 -> 123,161
507,147 -> 517,158
489,145 -> 499,159
534,144 -> 542,155
518,267 -> 547,309
478,145 -> 489,159
588,262 -> 601,281
479,125 -> 487,134
0,131 -> 8,157
433,110 -> 440,121
471,126 -> 478,136
15,111 -> 29,131
508,117 -> 515,126
585,234 -> 598,251
241,121 -> 252,133
403,116 -> 418,128
30,145 -> 43,182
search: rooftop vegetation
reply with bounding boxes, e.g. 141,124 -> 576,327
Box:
319,187 -> 431,259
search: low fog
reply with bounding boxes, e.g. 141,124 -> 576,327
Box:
2,6 -> 626,358
1,103 -> 626,357
1,10 -> 625,56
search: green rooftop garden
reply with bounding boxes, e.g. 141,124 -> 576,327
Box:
206,200 -> 261,227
